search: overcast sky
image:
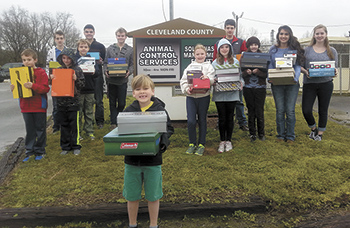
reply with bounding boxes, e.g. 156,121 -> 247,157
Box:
2,0 -> 350,46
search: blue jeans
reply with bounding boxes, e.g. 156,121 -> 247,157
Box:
271,83 -> 299,141
108,83 -> 127,125
186,95 -> 210,145
235,90 -> 247,126
302,81 -> 333,132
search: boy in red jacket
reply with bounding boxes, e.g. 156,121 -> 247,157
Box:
10,49 -> 50,162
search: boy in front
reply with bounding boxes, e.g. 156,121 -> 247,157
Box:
55,48 -> 85,155
123,75 -> 174,228
10,49 -> 50,162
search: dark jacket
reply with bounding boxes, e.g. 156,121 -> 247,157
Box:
56,48 -> 85,111
89,39 -> 106,77
123,96 -> 174,166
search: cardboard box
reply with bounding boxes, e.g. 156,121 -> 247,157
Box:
10,67 -> 34,99
284,50 -> 297,64
240,52 -> 270,69
309,61 -> 335,69
78,57 -> 95,74
275,58 -> 293,68
309,68 -> 335,77
108,58 -> 126,64
104,127 -> 161,156
192,78 -> 210,93
49,61 -> 61,74
268,68 -> 295,85
107,63 -> 128,77
51,69 -> 75,97
87,52 -> 100,60
186,70 -> 202,84
214,81 -> 241,92
117,111 -> 167,134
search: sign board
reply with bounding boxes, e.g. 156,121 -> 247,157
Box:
129,18 -> 225,84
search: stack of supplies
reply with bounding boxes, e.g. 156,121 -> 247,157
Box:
240,52 -> 270,70
51,69 -> 75,97
309,61 -> 336,77
103,111 -> 167,156
214,63 -> 241,92
77,57 -> 95,74
107,58 -> 128,77
268,57 -> 296,85
10,67 -> 34,99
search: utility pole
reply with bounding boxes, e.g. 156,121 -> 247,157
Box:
270,29 -> 275,45
232,11 -> 244,37
169,0 -> 174,20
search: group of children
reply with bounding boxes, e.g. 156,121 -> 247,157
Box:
181,22 -> 338,156
10,21 -> 338,228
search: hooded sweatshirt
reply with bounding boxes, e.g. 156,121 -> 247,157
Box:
123,96 -> 174,166
56,48 -> 85,111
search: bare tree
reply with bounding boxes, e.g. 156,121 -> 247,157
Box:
0,6 -> 80,66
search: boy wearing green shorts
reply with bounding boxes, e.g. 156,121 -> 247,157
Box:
123,75 -> 174,228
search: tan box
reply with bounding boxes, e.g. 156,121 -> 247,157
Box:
268,68 -> 295,85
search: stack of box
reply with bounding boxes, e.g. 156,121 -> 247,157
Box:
214,65 -> 241,92
309,61 -> 335,77
268,57 -> 295,85
87,52 -> 100,61
103,111 -> 167,156
240,52 -> 270,70
107,58 -> 128,77
49,61 -> 61,74
10,67 -> 34,99
51,69 -> 75,97
77,57 -> 95,74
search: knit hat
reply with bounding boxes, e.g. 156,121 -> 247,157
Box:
246,36 -> 261,48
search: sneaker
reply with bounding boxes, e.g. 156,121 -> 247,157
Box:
89,133 -> 95,140
185,144 -> 196,154
60,150 -> 69,155
35,155 -> 45,161
73,149 -> 81,155
258,135 -> 266,141
194,144 -> 205,156
225,141 -> 233,151
22,156 -> 32,162
239,125 -> 249,131
79,136 -> 84,141
314,134 -> 323,141
218,141 -> 226,153
250,135 -> 257,142
98,124 -> 104,129
110,124 -> 117,130
309,128 -> 318,140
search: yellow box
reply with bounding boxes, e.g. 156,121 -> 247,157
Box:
10,67 -> 34,99
49,61 -> 61,74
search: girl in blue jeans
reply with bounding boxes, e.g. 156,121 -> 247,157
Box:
301,24 -> 338,141
180,44 -> 215,156
268,25 -> 305,142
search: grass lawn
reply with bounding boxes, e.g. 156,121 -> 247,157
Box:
1,95 -> 350,227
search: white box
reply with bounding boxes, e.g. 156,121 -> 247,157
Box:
78,57 -> 95,74
275,58 -> 293,68
117,111 -> 167,135
309,61 -> 335,69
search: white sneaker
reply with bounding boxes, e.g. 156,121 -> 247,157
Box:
225,141 -> 233,152
218,141 -> 226,153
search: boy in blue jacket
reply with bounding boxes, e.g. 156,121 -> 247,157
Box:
123,75 -> 174,228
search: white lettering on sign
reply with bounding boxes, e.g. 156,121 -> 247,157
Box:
146,29 -> 214,36
139,45 -> 179,66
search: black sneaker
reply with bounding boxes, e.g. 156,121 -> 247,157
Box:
250,135 -> 257,142
309,128 -> 318,140
239,125 -> 249,131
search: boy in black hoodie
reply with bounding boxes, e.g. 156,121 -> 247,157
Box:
123,75 -> 174,228
55,48 -> 85,155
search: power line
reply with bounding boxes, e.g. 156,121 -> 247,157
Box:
242,17 -> 350,28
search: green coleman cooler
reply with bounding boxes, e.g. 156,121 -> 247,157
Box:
103,127 -> 161,156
